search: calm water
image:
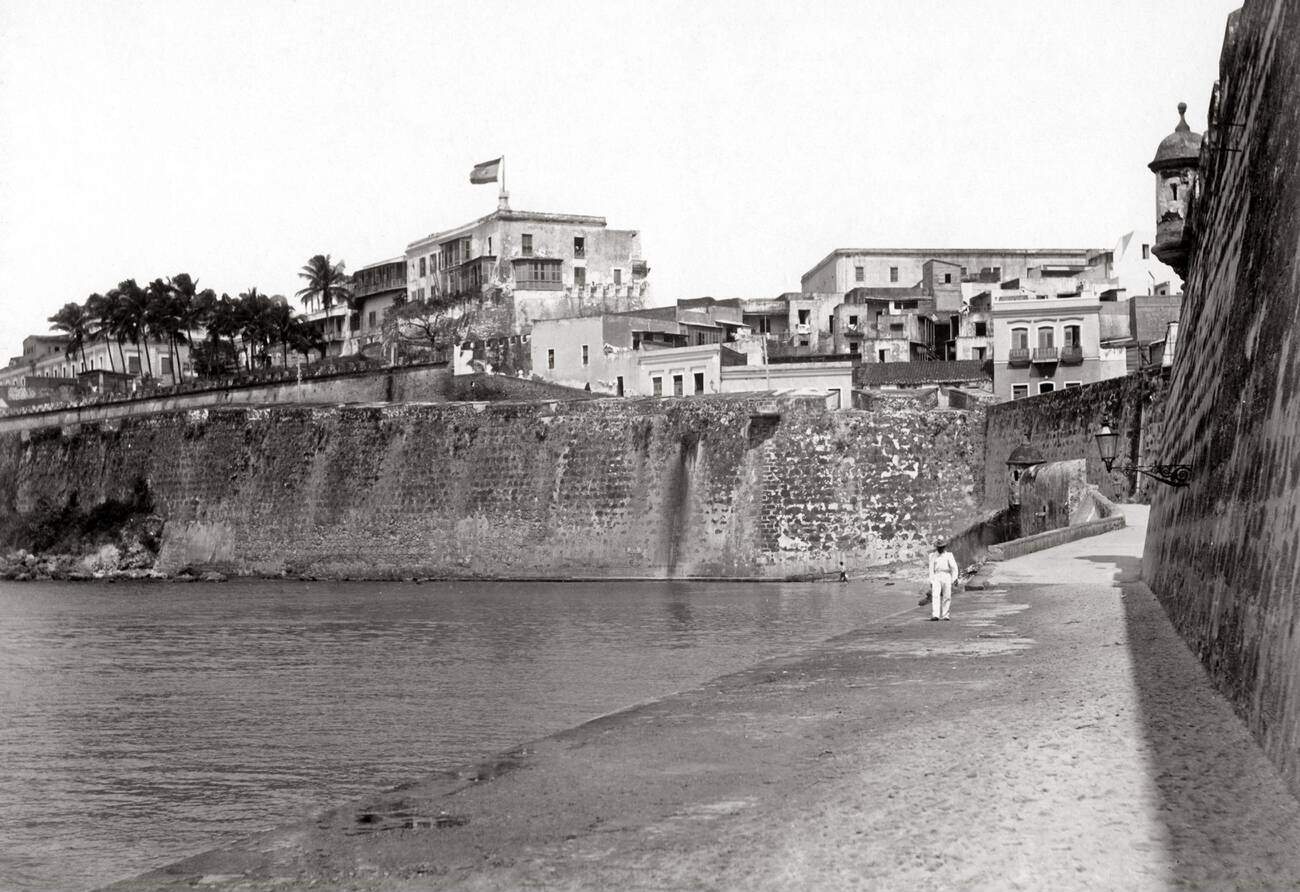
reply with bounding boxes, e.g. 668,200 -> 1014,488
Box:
0,578 -> 906,890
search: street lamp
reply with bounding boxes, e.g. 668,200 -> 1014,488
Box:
1094,420 -> 1192,487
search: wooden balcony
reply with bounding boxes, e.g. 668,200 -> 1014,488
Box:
1008,347 -> 1031,367
1032,346 -> 1059,364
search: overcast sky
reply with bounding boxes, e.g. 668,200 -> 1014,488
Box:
0,0 -> 1239,361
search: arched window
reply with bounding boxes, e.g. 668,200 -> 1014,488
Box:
1011,327 -> 1029,350
1037,326 -> 1055,348
1064,324 -> 1081,347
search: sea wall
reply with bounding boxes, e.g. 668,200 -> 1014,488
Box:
1143,1 -> 1300,794
983,369 -> 1169,509
0,395 -> 985,580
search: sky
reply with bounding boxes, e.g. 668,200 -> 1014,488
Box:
0,0 -> 1241,361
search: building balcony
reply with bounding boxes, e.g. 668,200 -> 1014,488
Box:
1059,345 -> 1084,365
1032,347 -> 1058,364
1007,347 -> 1031,366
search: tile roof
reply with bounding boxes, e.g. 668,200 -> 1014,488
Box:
854,359 -> 992,387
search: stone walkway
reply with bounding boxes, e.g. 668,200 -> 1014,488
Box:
118,506 -> 1300,890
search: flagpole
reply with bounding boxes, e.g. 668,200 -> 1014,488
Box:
498,155 -> 508,209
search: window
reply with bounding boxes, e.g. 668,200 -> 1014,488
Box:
1064,381 -> 1081,389
974,346 -> 986,359
855,266 -> 864,282
798,338 -> 810,347
673,374 -> 684,396
419,257 -> 426,277
889,266 -> 899,283
1063,324 -> 1081,347
1011,327 -> 1029,349
848,315 -> 858,326
1170,182 -> 1179,200
616,376 -> 624,396
1038,327 -> 1055,348
522,234 -> 533,256
582,345 -> 589,366
828,388 -> 842,410
487,237 -> 493,255
574,236 -> 585,257
974,321 -> 988,337
161,356 -> 173,376
849,342 -> 859,354
368,311 -> 377,328
1012,384 -> 1029,400
573,266 -> 586,287
128,355 -> 140,375
613,268 -> 622,286
878,349 -> 887,362
944,273 -> 952,283
960,266 -> 967,276
1038,382 -> 1055,394
547,348 -> 555,369
993,266 -> 1002,279
693,371 -> 704,393
828,316 -> 835,333
652,376 -> 663,396
1141,243 -> 1150,259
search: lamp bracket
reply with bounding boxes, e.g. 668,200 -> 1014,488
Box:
1103,460 -> 1192,487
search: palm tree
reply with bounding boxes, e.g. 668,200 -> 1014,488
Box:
110,279 -> 151,377
170,273 -> 214,377
206,293 -> 242,372
146,278 -> 184,382
296,254 -> 351,312
287,317 -> 328,364
236,288 -> 277,370
48,302 -> 90,373
264,297 -> 297,367
83,293 -> 118,373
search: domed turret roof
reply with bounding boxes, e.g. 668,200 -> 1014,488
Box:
1006,442 -> 1045,467
1149,102 -> 1203,171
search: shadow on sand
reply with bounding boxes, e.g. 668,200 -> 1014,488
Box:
1080,554 -> 1300,883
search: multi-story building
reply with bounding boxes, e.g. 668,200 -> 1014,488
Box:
990,289 -> 1128,401
800,247 -> 1111,295
530,298 -> 747,397
0,332 -> 190,388
405,205 -> 648,337
347,257 -> 406,357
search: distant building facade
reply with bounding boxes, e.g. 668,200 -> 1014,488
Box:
405,207 -> 648,337
529,298 -> 747,397
990,290 -> 1128,401
348,257 -> 407,357
0,332 -> 191,390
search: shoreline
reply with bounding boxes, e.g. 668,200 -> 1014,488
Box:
111,508 -> 1300,890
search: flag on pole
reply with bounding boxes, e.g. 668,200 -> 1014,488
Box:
470,158 -> 502,184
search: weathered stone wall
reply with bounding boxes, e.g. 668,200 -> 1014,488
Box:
0,396 -> 985,580
1142,0 -> 1300,794
983,369 -> 1169,509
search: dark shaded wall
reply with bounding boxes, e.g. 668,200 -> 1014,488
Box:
0,396 -> 986,580
1142,0 -> 1300,794
983,370 -> 1169,509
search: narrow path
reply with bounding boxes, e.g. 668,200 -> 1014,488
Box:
118,507 -> 1300,890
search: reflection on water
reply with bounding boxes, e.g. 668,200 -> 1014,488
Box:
0,577 -> 900,890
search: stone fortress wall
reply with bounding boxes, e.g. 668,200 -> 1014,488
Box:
1141,0 -> 1300,795
983,369 -> 1170,510
0,394 -> 986,580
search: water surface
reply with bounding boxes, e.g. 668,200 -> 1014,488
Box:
0,577 -> 906,889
